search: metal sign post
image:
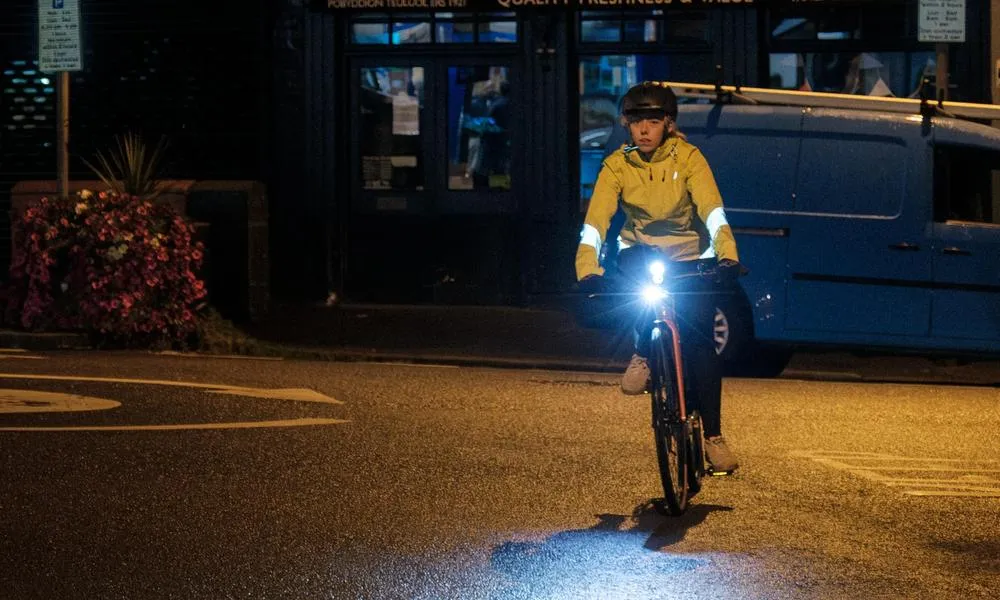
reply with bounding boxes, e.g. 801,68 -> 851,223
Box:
38,0 -> 83,199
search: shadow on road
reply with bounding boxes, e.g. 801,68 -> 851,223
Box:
633,500 -> 734,550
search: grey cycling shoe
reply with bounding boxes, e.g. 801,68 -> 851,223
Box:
705,436 -> 739,473
621,354 -> 650,395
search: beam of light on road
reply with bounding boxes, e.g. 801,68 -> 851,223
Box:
334,508 -> 740,600
486,530 -> 711,599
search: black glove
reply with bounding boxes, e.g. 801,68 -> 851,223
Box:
717,259 -> 747,282
577,275 -> 605,296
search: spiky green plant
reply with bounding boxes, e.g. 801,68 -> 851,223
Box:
82,132 -> 169,199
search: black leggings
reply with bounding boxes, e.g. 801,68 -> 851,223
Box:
617,248 -> 724,438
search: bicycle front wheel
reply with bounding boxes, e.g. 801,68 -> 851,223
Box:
687,411 -> 705,498
650,325 -> 689,516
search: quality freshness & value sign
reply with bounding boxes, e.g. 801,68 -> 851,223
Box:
323,0 -> 758,10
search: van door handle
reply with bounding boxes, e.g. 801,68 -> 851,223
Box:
888,242 -> 920,251
942,247 -> 972,256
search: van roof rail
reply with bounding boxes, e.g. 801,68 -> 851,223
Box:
657,80 -> 1000,122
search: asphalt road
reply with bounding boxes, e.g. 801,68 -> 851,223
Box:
0,351 -> 998,599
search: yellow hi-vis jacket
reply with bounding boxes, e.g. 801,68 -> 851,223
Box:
575,136 -> 739,281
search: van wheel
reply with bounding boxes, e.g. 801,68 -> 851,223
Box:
714,296 -> 751,363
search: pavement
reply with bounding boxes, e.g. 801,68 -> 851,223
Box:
245,302 -> 636,372
245,302 -> 1000,387
4,301 -> 1000,386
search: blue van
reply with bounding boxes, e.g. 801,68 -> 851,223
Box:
586,85 -> 1000,372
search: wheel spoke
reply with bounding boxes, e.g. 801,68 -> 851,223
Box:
714,309 -> 729,354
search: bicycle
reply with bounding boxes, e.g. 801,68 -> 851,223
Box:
580,255 -> 736,516
639,258 -> 726,516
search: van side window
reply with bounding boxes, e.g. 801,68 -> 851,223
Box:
934,145 -> 1000,225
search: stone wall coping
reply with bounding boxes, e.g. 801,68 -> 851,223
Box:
11,180 -> 198,195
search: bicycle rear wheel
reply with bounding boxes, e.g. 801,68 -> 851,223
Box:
650,326 -> 688,516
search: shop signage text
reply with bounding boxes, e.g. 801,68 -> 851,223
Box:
918,0 -> 965,43
324,0 -> 759,10
322,0 -> 886,11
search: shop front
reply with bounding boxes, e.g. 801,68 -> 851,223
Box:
298,0 -> 989,305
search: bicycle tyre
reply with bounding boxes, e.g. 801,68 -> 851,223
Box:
687,411 -> 705,498
650,325 -> 688,516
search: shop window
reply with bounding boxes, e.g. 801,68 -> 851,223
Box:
447,66 -> 511,191
769,5 -> 907,41
664,17 -> 709,43
2,59 -> 55,174
437,20 -> 475,44
769,51 -> 935,97
393,21 -> 431,44
359,66 -> 425,191
351,23 -> 390,44
771,12 -> 860,41
581,20 -> 622,43
579,10 -> 709,47
935,146 -> 1000,226
623,20 -> 658,43
478,20 -> 517,44
349,13 -> 516,45
766,2 -> 931,97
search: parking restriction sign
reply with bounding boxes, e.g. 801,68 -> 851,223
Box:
38,0 -> 82,72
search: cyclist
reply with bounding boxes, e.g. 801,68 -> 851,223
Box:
576,81 -> 743,473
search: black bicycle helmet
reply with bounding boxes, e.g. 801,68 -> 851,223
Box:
621,82 -> 678,121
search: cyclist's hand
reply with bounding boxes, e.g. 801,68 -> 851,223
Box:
717,259 -> 747,282
577,275 -> 605,296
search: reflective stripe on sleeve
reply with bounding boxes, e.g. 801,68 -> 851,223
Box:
705,207 -> 730,240
580,224 -> 602,254
616,235 -> 631,250
699,246 -> 717,259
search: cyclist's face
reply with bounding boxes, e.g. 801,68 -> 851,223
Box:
626,116 -> 669,153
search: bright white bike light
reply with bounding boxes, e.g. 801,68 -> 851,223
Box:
649,260 -> 666,285
642,285 -> 668,304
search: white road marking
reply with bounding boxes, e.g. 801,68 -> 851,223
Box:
0,417 -> 347,432
0,373 -> 347,432
843,466 -> 1000,473
793,450 -> 1000,498
157,351 -> 283,361
782,369 -> 862,380
0,389 -> 120,413
0,348 -> 44,359
0,373 -> 341,404
208,387 -> 342,404
903,490 -> 1000,497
